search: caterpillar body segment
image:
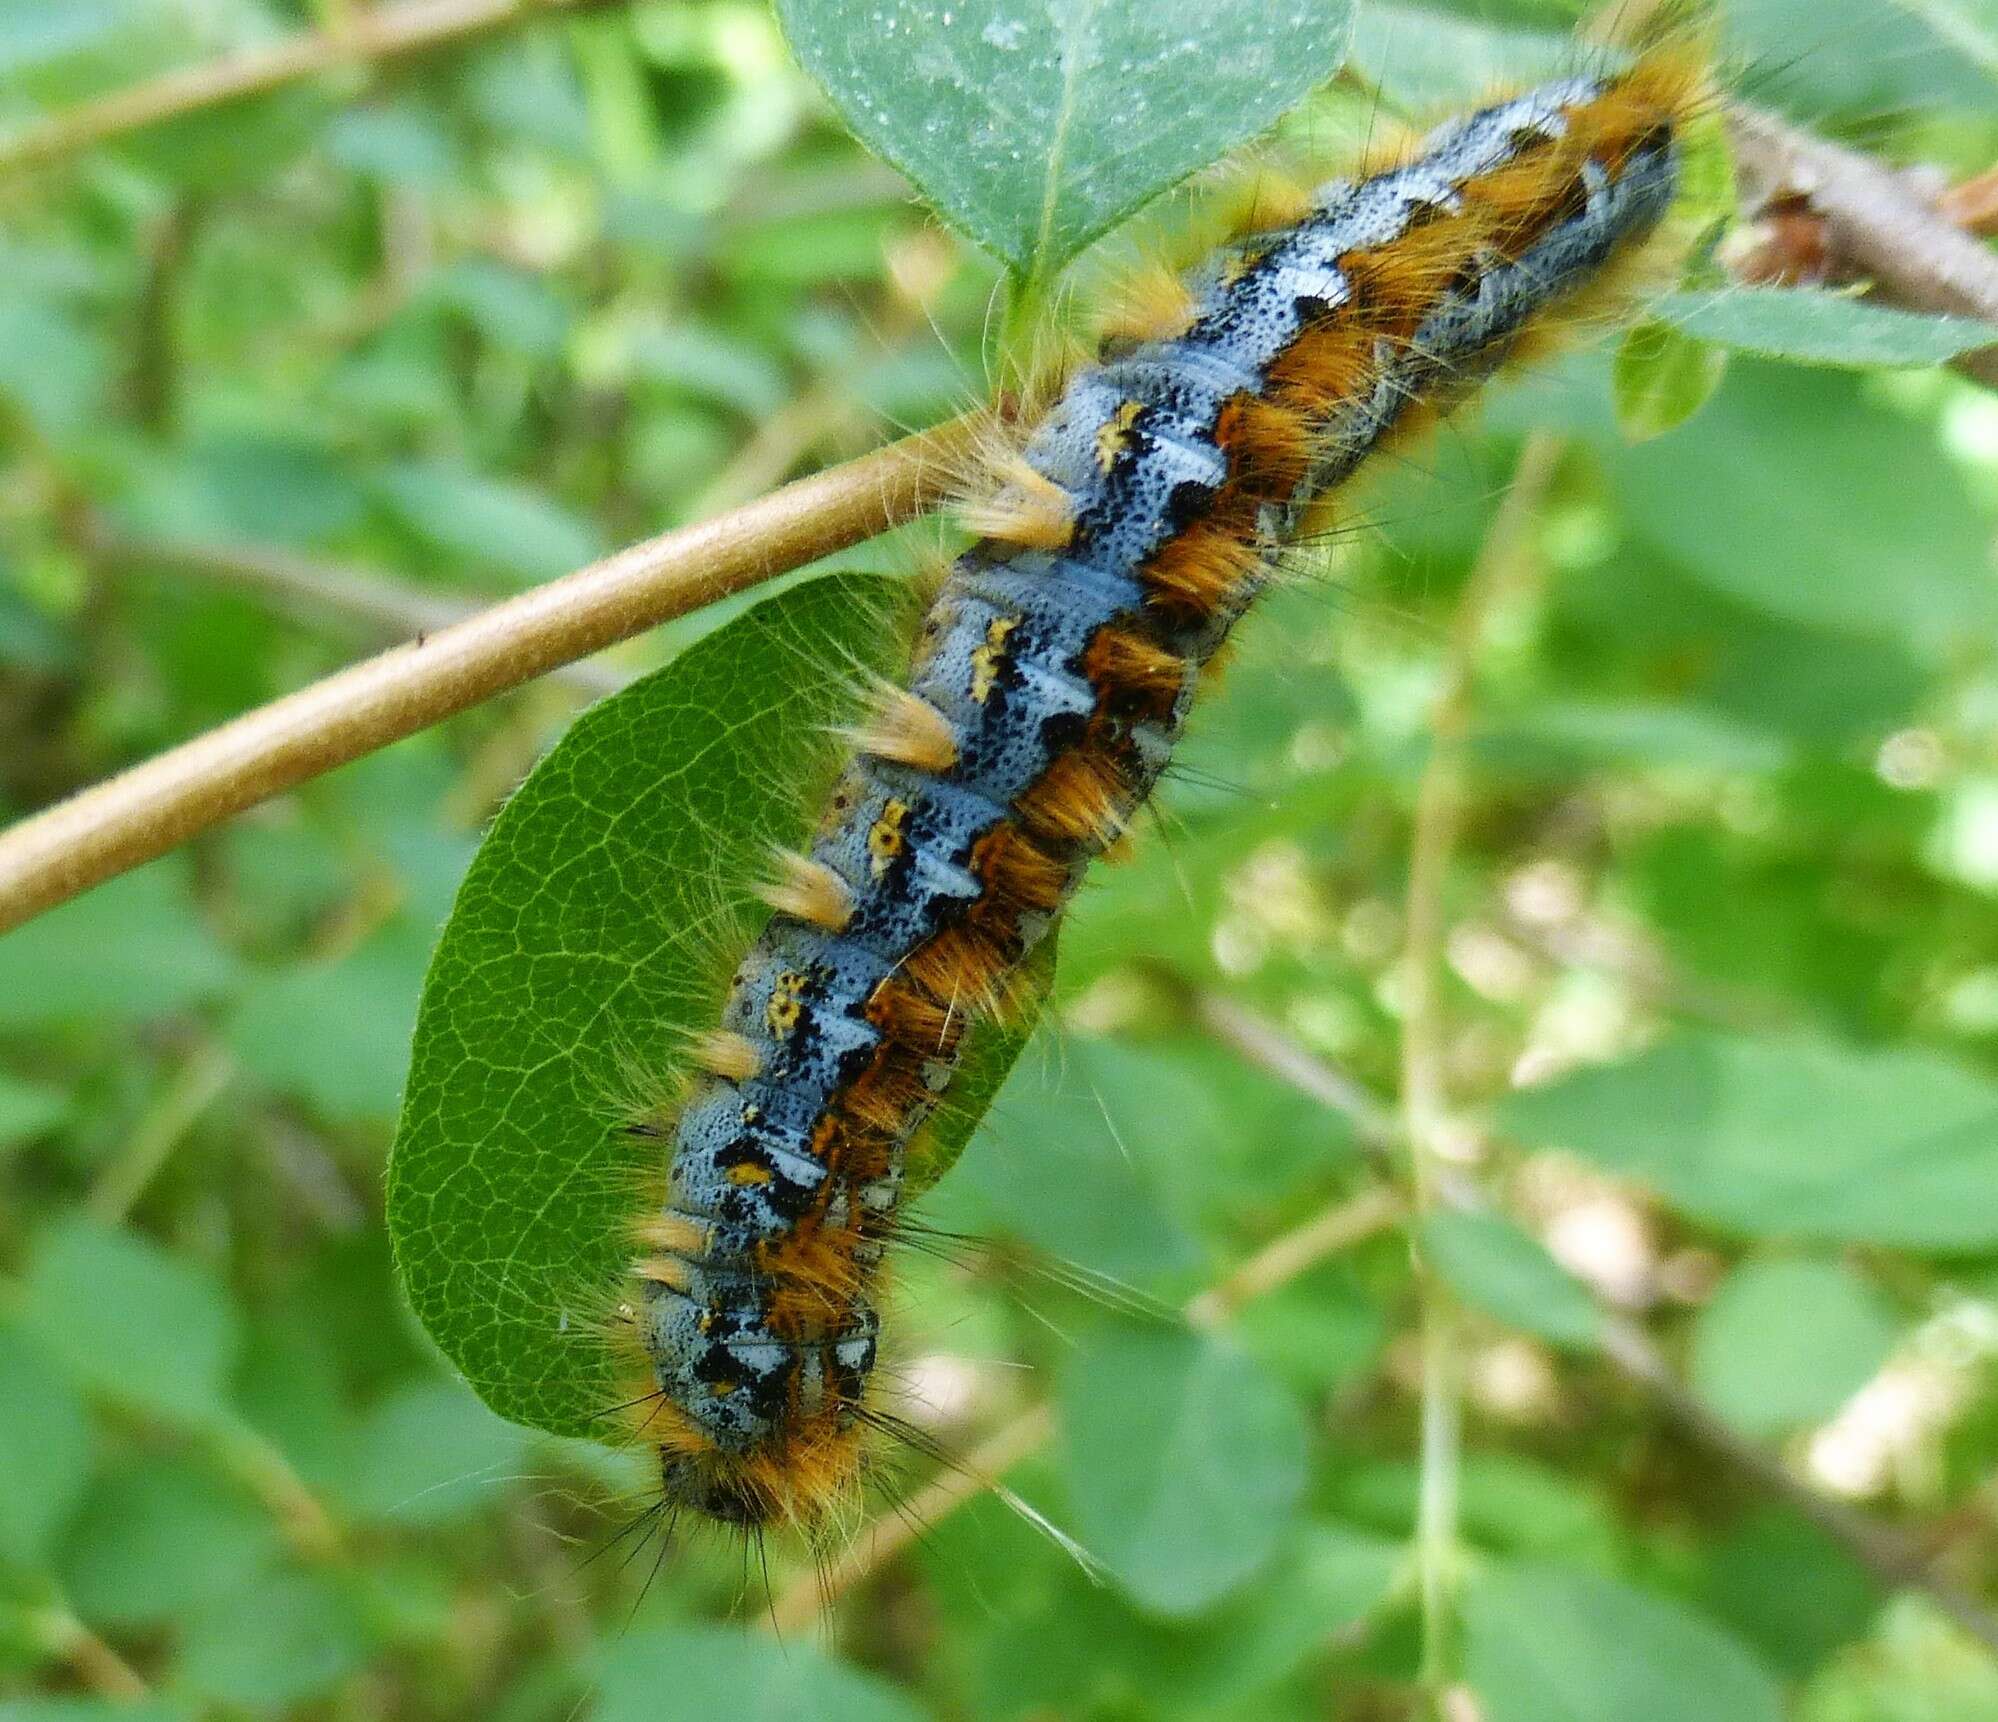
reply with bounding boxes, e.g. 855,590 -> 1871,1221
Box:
626,57 -> 1698,1533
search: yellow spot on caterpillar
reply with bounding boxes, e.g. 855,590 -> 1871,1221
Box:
725,1160 -> 773,1187
1093,400 -> 1145,474
709,1379 -> 738,1398
757,851 -> 852,931
634,1255 -> 691,1290
850,686 -> 958,772
969,615 -> 1019,704
867,799 -> 910,876
956,454 -> 1074,551
688,1028 -> 760,1082
631,1213 -> 706,1256
766,969 -> 809,1036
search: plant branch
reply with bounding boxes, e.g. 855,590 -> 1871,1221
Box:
88,528 -> 629,698
1726,103 -> 1998,387
0,0 -> 613,179
24,1599 -> 149,1701
1401,431 -> 1562,1714
0,416 -> 979,935
1181,985 -> 1998,1658
763,1182 -> 1403,1631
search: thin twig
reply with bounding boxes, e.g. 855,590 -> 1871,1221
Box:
1401,432 -> 1563,1714
87,1040 -> 236,1224
0,0 -> 611,179
1180,984 -> 1998,1656
91,530 -> 629,698
24,1600 -> 150,1701
763,1183 -> 1403,1630
1726,103 -> 1998,387
0,416 -> 979,935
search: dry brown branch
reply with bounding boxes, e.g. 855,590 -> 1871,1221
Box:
0,418 -> 979,935
0,0 -> 612,179
1726,103 -> 1998,386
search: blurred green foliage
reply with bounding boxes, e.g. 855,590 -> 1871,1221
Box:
2,1 -> 1998,1719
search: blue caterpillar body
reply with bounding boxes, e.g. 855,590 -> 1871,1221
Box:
627,62 -> 1691,1527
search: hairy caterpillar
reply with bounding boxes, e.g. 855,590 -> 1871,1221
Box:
621,48 -> 1704,1534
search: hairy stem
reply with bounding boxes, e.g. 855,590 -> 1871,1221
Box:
0,417 -> 978,934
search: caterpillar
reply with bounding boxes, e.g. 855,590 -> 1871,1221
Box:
622,47 -> 1705,1534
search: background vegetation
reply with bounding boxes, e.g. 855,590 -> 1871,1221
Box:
2,1 -> 1998,1719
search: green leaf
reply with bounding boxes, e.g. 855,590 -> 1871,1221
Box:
18,1216 -> 240,1428
373,458 -> 606,586
224,922 -> 431,1124
1653,289 -> 1996,369
1612,318 -> 1728,442
0,1072 -> 67,1149
1347,3 -> 1572,108
337,1380 -> 532,1529
1499,1032 -> 1998,1250
773,0 -> 1356,283
1465,1563 -> 1784,1722
1421,1209 -> 1603,1352
58,1456 -> 278,1628
594,1624 -> 927,1722
1606,360 -> 1998,650
1058,1321 -> 1309,1615
1885,0 -> 1998,77
178,1568 -> 376,1710
1689,1257 -> 1899,1436
0,859 -> 241,1028
927,1032 -> 1204,1285
0,1325 -> 91,1569
390,574 -> 1038,1439
1696,1507 -> 1880,1674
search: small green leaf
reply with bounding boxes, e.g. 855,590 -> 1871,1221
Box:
0,1324 -> 91,1568
224,923 -> 432,1124
1348,4 -> 1572,108
594,1624 -> 928,1722
1653,288 -> 1996,369
1058,1322 -> 1308,1615
373,458 -> 606,586
0,1072 -> 68,1149
338,1381 -> 532,1529
1690,1257 -> 1898,1436
18,1216 -> 241,1429
1612,318 -> 1729,442
0,859 -> 241,1028
389,575 -> 1039,1439
178,1569 -> 376,1711
1421,1209 -> 1603,1352
59,1456 -> 278,1628
1466,1563 -> 1784,1722
1606,360 -> 1998,649
774,0 -> 1356,284
1499,1032 -> 1998,1250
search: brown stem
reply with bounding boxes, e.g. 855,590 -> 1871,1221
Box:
1726,104 -> 1998,387
0,0 -> 614,178
0,417 -> 978,935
